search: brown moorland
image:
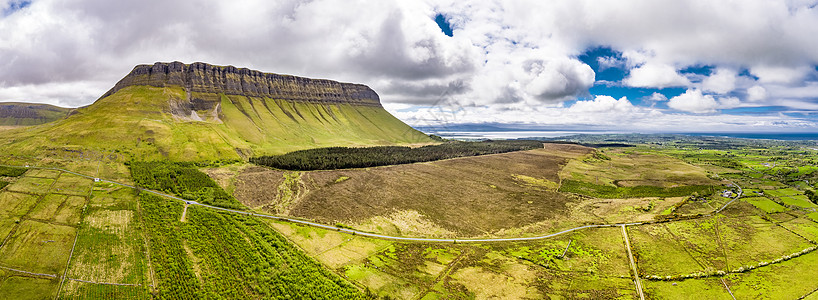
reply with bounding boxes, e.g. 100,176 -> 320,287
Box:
232,143 -> 593,236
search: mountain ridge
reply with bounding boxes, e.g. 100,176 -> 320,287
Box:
101,61 -> 381,106
0,62 -> 434,161
0,102 -> 71,126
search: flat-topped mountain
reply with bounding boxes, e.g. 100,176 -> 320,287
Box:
0,102 -> 71,126
0,62 -> 434,161
101,62 -> 381,106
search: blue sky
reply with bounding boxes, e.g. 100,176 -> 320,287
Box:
1,0 -> 818,132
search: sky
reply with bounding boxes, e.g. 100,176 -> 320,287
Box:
2,0 -> 818,133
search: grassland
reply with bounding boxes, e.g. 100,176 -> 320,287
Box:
0,167 -> 156,299
230,143 -> 594,237
0,276 -> 59,300
744,196 -> 786,213
0,85 -> 434,162
561,148 -> 717,188
3,134 -> 818,298
0,220 -> 77,274
221,143 -> 723,238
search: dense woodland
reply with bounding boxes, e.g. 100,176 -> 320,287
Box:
251,140 -> 544,170
139,193 -> 365,299
129,161 -> 243,209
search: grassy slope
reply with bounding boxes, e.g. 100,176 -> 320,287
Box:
0,102 -> 71,126
0,86 -> 433,161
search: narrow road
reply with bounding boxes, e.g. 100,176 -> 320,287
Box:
0,164 -> 741,244
713,180 -> 743,214
721,278 -> 737,300
622,225 -> 645,300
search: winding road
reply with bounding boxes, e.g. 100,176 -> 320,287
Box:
2,164 -> 741,243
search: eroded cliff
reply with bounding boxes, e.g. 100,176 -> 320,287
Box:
100,61 -> 381,107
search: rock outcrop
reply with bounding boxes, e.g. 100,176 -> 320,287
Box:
100,61 -> 381,107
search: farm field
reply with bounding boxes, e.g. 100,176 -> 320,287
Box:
2,135 -> 818,298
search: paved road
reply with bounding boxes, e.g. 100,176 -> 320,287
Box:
1,164 -> 741,244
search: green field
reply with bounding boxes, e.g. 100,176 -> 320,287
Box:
0,276 -> 59,300
560,179 -> 716,199
0,192 -> 39,216
28,194 -> 85,224
0,220 -> 77,274
744,197 -> 786,213
2,134 -> 818,298
5,176 -> 55,195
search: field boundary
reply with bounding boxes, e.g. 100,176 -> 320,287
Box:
0,265 -> 58,278
0,164 -> 742,245
67,277 -> 143,287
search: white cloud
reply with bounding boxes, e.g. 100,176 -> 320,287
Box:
522,58 -> 595,103
569,95 -> 635,113
751,65 -> 814,85
0,0 -> 817,130
665,90 -> 741,113
394,102 -> 817,133
597,56 -> 625,70
624,64 -> 691,88
701,68 -> 737,94
718,96 -> 741,109
667,89 -> 719,113
648,92 -> 668,102
747,85 -> 767,102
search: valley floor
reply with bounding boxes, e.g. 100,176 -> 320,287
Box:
1,139 -> 818,299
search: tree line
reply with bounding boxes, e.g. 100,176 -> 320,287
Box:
251,140 -> 544,171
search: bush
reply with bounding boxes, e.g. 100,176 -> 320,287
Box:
0,166 -> 27,177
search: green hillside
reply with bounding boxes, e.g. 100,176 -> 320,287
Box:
0,85 -> 433,161
0,102 -> 71,126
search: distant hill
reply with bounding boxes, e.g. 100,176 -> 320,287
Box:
0,62 -> 434,161
0,102 -> 71,126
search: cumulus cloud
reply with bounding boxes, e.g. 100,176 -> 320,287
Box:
647,92 -> 668,102
701,68 -> 737,94
667,89 -> 719,113
747,85 -> 768,102
718,96 -> 741,109
751,65 -> 814,85
597,55 -> 626,71
569,95 -> 635,113
522,59 -> 595,103
623,64 -> 691,88
667,89 -> 745,113
1,0 -> 817,131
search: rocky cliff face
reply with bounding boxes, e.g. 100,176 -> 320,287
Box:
100,62 -> 381,107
